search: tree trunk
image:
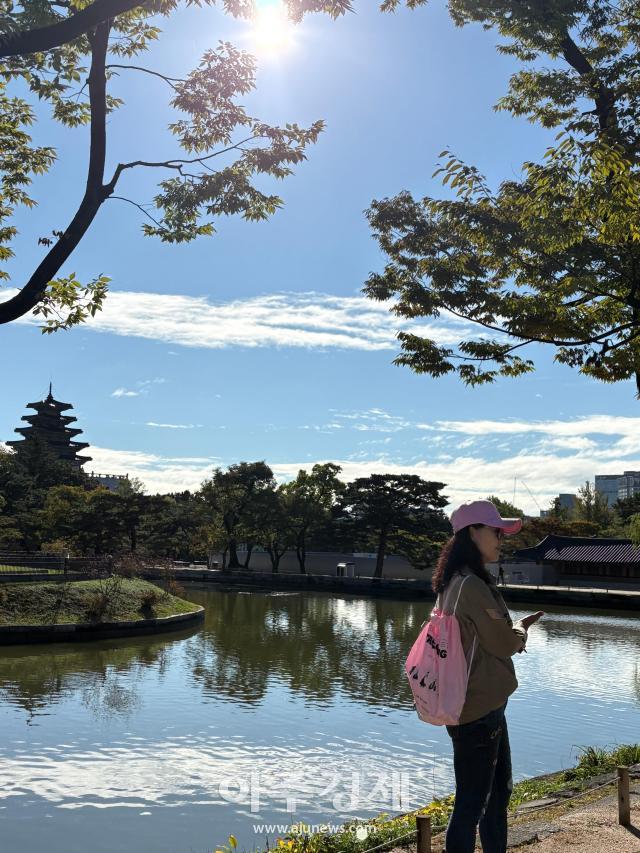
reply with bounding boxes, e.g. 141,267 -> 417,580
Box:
267,546 -> 279,573
222,548 -> 228,570
243,544 -> 253,569
130,525 -> 137,553
374,530 -> 387,579
296,535 -> 306,574
228,540 -> 240,568
0,22 -> 113,325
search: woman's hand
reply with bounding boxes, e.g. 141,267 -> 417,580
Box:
520,611 -> 545,630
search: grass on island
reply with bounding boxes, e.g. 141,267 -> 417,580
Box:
0,577 -> 201,626
214,743 -> 640,853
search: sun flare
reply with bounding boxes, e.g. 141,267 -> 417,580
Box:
249,2 -> 296,57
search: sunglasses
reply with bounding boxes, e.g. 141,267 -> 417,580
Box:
486,526 -> 505,541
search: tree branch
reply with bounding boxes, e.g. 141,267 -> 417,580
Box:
106,64 -> 185,89
0,0 -> 139,58
0,21 -> 112,325
560,33 -> 617,132
108,195 -> 164,229
104,133 -> 259,190
444,303 -> 635,347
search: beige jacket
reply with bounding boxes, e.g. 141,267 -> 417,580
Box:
440,568 -> 527,725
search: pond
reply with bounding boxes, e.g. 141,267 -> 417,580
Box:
0,585 -> 639,853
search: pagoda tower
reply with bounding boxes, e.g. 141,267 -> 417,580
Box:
7,384 -> 92,469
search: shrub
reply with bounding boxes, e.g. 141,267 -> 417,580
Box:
165,578 -> 185,599
85,592 -> 110,622
138,588 -> 161,616
113,553 -> 144,579
85,574 -> 124,621
563,743 -> 640,780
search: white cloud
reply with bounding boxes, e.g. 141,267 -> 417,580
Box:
333,408 -> 414,433
83,423 -> 639,515
138,378 -> 167,387
431,414 -> 640,439
111,379 -> 166,399
545,436 -> 598,451
86,446 -> 217,494
111,388 -> 140,398
145,422 -> 202,430
5,288 -> 476,352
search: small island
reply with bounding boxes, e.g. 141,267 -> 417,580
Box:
0,577 -> 204,645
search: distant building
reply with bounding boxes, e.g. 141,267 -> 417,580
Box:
540,493 -> 577,518
618,471 -> 640,501
7,384 -> 91,469
87,473 -> 130,492
7,386 -> 129,486
514,535 -> 640,584
595,471 -> 640,506
558,493 -> 577,512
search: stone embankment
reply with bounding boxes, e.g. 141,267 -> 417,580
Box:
142,567 -> 640,610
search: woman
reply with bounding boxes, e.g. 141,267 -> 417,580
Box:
433,499 -> 544,853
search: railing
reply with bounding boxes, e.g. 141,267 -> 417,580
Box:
0,552 -> 112,577
502,581 -> 640,595
0,552 -> 66,574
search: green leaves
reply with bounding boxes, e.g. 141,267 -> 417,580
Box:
32,272 -> 110,331
365,0 -> 640,397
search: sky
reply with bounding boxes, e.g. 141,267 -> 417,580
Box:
1,0 -> 639,515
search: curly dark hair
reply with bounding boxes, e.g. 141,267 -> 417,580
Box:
431,525 -> 494,593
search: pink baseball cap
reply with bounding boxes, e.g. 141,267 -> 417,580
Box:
450,499 -> 523,535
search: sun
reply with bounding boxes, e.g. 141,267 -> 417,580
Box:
249,2 -> 296,58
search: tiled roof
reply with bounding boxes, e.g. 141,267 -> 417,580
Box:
514,535 -> 640,564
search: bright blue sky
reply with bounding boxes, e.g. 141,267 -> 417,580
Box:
1,0 -> 639,513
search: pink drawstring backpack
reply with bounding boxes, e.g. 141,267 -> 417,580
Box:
405,575 -> 477,726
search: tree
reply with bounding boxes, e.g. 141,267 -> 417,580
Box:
338,474 -> 448,578
486,496 -> 525,520
139,491 -> 202,560
547,497 -> 571,521
200,461 -> 275,568
114,476 -> 147,552
0,441 -> 86,549
280,463 -> 344,573
365,0 -> 640,397
614,493 -> 640,522
0,0 -> 350,328
191,516 -> 229,569
0,493 -> 21,548
255,486 -> 294,573
42,484 -> 126,554
629,514 -> 640,546
573,481 -> 614,528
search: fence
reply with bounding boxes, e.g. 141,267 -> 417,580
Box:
0,552 -> 112,577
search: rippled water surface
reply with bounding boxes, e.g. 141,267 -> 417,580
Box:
0,585 -> 638,853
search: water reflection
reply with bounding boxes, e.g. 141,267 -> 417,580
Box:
1,591 -> 639,723
0,627 -> 199,723
183,591 -> 421,711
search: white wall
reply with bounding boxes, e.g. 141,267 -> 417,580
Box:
209,550 -> 430,580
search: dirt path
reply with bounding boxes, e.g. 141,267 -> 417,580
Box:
507,778 -> 640,852
386,772 -> 640,853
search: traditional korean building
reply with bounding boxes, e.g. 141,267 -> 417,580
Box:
514,535 -> 640,584
6,384 -> 91,469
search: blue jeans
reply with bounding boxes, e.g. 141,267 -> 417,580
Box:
444,703 -> 512,853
